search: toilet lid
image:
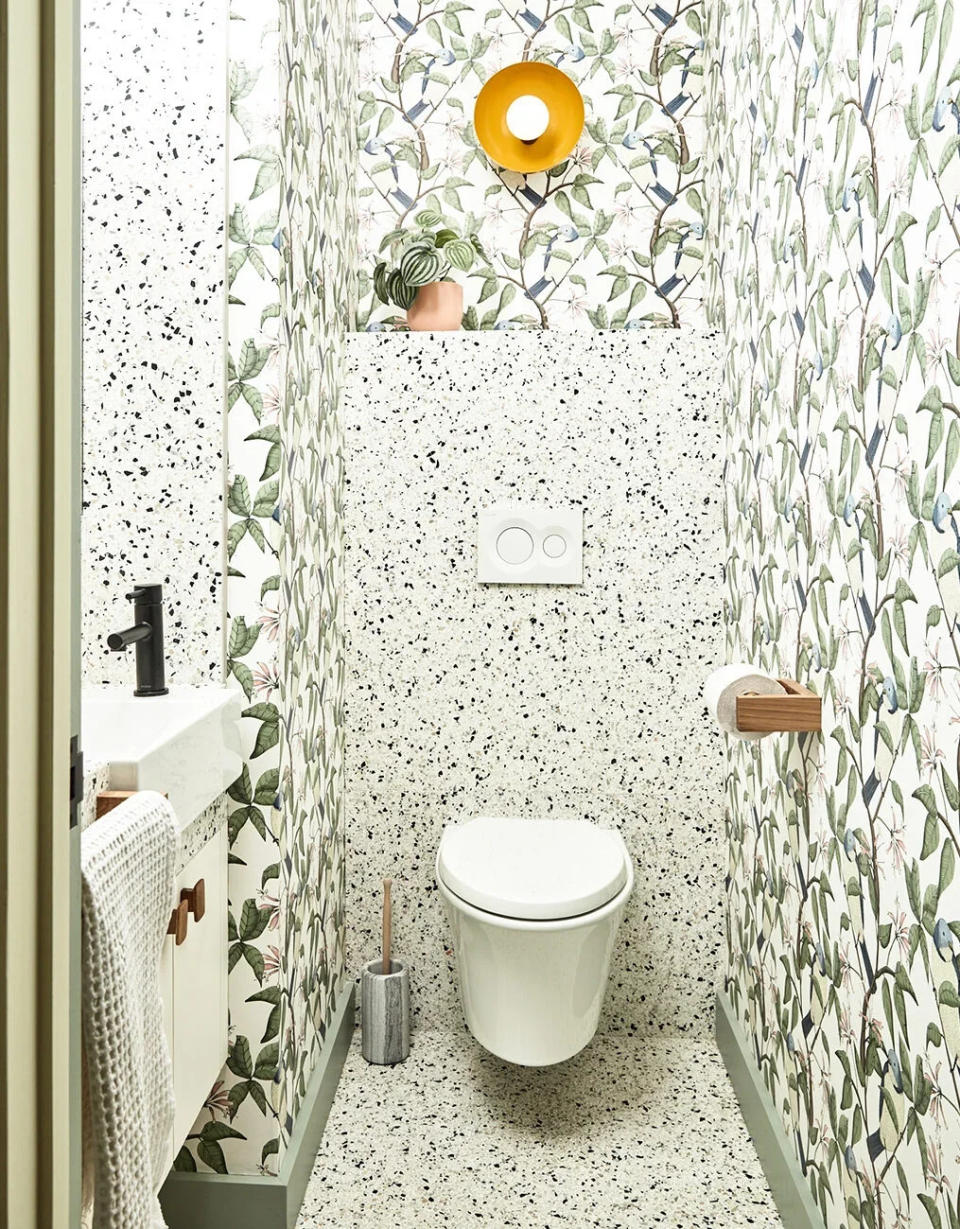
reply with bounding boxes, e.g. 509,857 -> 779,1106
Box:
437,817 -> 629,920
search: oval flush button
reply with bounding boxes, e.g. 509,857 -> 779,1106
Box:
497,526 -> 534,565
542,533 -> 566,559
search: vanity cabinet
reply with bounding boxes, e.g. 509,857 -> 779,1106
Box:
159,826 -> 228,1161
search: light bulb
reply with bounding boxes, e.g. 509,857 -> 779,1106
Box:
504,94 -> 550,142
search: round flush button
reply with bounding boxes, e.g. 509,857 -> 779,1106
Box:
497,526 -> 535,565
542,533 -> 567,559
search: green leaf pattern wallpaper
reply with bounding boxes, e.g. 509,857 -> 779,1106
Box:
707,1 -> 960,1226
176,0 -> 355,1176
356,0 -> 707,329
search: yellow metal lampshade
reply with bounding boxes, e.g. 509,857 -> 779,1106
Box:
474,63 -> 584,174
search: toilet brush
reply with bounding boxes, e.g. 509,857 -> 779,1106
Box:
361,877 -> 410,1065
382,877 -> 392,974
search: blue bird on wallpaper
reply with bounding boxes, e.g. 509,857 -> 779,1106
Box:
801,943 -> 828,1038
784,1032 -> 808,1171
519,6 -> 544,31
388,2 -> 416,35
867,1050 -> 905,1161
865,423 -> 883,466
934,919 -> 960,980
863,72 -> 879,120
863,676 -> 901,807
365,138 -> 398,183
842,495 -> 873,630
404,48 -> 456,122
934,919 -> 960,1067
622,131 -> 656,174
648,4 -> 677,29
361,139 -> 415,206
841,178 -> 864,247
680,41 -> 704,88
933,89 -> 960,132
554,42 -> 585,65
528,225 -> 578,297
842,1146 -> 862,1221
843,828 -> 875,986
673,222 -> 704,271
932,490 -> 960,541
787,809 -> 808,905
932,490 -> 960,619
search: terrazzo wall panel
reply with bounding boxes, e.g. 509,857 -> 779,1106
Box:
342,329 -> 724,1035
708,1 -> 960,1225
356,0 -> 706,330
81,0 -> 227,685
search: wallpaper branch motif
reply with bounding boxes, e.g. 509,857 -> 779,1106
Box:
357,0 -> 706,329
708,1 -> 960,1226
175,0 -> 355,1176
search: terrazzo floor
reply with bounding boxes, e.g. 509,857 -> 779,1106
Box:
297,1027 -> 783,1228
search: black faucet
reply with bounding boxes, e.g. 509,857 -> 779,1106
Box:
107,583 -> 169,696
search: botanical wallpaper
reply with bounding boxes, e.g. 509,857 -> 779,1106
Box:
356,0 -> 707,329
174,0 -> 354,1177
708,1 -> 960,1227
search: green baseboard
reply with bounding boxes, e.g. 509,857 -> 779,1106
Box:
159,979 -> 354,1229
715,993 -> 824,1229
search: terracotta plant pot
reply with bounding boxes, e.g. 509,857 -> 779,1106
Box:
406,281 -> 463,331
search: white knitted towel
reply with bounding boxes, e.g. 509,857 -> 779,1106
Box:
81,790 -> 179,1229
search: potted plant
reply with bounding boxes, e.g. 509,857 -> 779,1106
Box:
373,212 -> 480,331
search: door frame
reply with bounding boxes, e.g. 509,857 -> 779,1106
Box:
1,0 -> 81,1223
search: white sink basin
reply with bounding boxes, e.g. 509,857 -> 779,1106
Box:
82,685 -> 244,828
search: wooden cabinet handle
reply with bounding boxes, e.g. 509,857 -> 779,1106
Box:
168,898 -> 188,945
181,878 -> 205,922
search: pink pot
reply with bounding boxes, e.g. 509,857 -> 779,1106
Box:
406,281 -> 463,331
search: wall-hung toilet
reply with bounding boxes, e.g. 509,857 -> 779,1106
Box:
436,816 -> 633,1066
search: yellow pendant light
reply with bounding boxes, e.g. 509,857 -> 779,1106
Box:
473,62 -> 584,174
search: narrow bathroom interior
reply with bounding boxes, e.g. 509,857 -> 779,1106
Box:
6,0 -> 958,1225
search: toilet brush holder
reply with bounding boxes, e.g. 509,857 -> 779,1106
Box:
361,959 -> 410,1065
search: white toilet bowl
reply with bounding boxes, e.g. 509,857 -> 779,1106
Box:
436,816 -> 633,1067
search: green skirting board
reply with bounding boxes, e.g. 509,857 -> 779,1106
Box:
159,979 -> 354,1229
715,993 -> 824,1229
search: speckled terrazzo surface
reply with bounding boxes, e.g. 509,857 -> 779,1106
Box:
80,767 -> 227,872
297,1027 -> 782,1228
80,0 -> 226,686
342,331 -> 726,1036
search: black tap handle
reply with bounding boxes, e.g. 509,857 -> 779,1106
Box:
126,583 -> 163,604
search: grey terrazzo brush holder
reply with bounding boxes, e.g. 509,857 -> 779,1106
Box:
361,959 -> 410,1065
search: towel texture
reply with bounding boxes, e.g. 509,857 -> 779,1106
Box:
81,790 -> 179,1229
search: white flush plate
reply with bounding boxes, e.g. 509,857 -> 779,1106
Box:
478,505 -> 583,584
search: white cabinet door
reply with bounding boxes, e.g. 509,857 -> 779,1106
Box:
170,826 -> 228,1153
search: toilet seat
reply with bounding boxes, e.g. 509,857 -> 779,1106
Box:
437,816 -> 628,921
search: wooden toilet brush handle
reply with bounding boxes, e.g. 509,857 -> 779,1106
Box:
382,878 -> 392,975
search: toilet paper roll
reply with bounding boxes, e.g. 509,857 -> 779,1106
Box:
704,664 -> 785,741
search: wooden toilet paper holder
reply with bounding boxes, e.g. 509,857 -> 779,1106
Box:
736,678 -> 821,733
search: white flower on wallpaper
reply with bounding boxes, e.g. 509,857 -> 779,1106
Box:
356,0 -> 707,329
708,0 -> 960,1226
